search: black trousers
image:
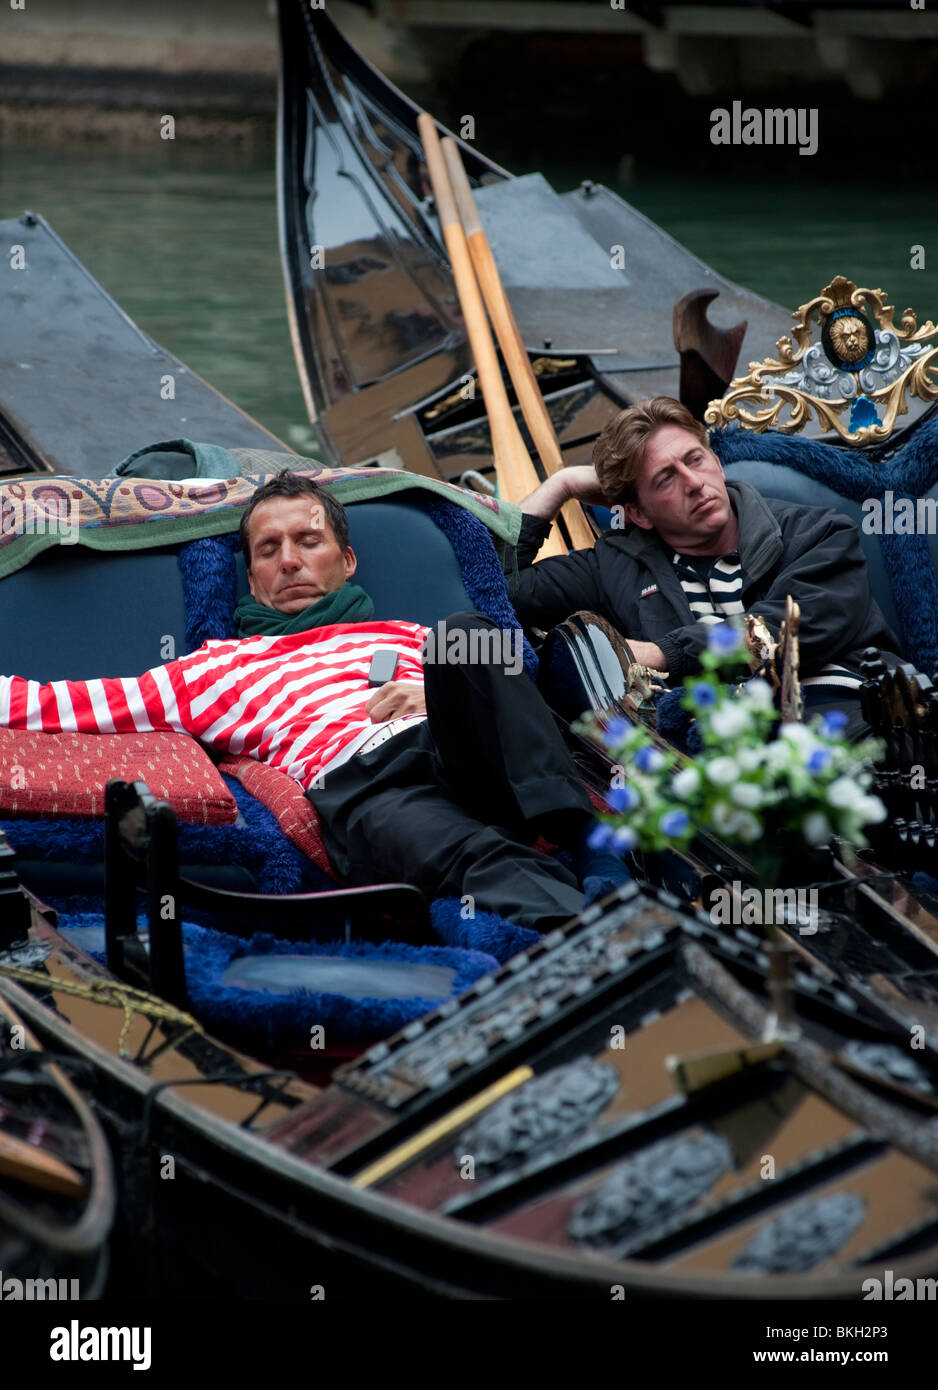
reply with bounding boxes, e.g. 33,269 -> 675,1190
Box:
307,613 -> 592,931
801,686 -> 871,743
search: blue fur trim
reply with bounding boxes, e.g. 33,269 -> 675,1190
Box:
10,779 -> 560,965
219,778 -> 337,894
711,414 -> 938,670
429,897 -> 540,962
0,776 -> 330,895
55,911 -> 498,1047
416,497 -> 538,677
655,687 -> 702,754
178,534 -> 241,650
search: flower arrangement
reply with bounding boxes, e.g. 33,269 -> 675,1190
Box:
580,623 -> 887,885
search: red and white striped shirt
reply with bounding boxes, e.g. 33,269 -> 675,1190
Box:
0,621 -> 429,790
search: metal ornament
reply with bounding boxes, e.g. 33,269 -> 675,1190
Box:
706,276 -> 938,446
454,1058 -> 619,1177
568,1130 -> 732,1251
732,1192 -> 867,1273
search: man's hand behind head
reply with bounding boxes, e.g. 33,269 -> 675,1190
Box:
561,466 -> 609,505
521,466 -> 607,522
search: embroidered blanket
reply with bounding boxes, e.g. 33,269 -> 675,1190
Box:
0,452 -> 521,580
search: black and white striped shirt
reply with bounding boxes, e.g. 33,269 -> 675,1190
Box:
672,550 -> 861,691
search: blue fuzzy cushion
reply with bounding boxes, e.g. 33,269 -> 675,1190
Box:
712,415 -> 938,672
177,533 -> 240,650
56,911 -> 498,1048
430,897 -> 540,963
654,687 -> 702,755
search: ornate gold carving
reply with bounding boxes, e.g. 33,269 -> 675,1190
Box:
778,597 -> 803,725
744,614 -> 776,675
830,315 -> 870,365
743,597 -> 802,721
705,276 -> 938,446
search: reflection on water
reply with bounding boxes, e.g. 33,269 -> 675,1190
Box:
525,163 -> 938,332
2,143 -> 935,456
0,142 -> 314,453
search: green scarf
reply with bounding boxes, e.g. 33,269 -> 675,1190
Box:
233,582 -> 375,638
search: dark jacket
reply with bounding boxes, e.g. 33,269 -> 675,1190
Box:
507,480 -> 902,679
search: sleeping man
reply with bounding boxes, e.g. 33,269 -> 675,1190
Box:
0,471 -> 624,931
510,396 -> 903,739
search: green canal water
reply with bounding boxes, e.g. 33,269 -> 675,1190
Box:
2,142 -> 936,452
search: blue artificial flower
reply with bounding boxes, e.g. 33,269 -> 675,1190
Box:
807,748 -> 832,774
707,623 -> 741,655
606,785 -> 640,813
602,717 -> 629,747
849,395 -> 880,429
587,823 -> 614,851
659,809 -> 690,837
612,825 -> 638,852
634,746 -> 665,774
819,710 -> 849,740
690,681 -> 717,708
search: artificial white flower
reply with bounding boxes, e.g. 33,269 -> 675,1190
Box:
803,812 -> 832,846
733,811 -> 762,842
612,825 -> 638,851
763,740 -> 794,772
780,722 -> 818,752
671,766 -> 701,799
710,703 -> 752,738
730,781 -> 763,809
856,794 -> 887,824
826,776 -> 859,810
737,747 -> 764,773
706,757 -> 739,786
741,678 -> 774,710
711,801 -> 744,836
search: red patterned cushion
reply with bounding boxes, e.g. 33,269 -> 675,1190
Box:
218,753 -> 336,877
0,729 -> 238,824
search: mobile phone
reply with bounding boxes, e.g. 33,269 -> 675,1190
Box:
368,649 -> 398,687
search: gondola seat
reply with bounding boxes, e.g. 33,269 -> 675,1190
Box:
0,468 -> 542,967
40,776 -> 501,1055
716,420 -> 938,672
539,278 -> 938,887
542,406 -> 938,729
541,277 -> 938,736
53,902 -> 502,1054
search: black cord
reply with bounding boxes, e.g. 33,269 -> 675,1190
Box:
135,1068 -> 300,1150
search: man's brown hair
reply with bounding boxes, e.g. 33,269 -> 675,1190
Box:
592,397 -> 709,505
239,471 -> 350,562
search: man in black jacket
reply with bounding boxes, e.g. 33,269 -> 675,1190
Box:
510,397 -> 902,738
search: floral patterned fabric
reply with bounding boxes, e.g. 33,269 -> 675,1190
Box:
0,728 -> 238,823
218,752 -> 334,877
0,465 -> 519,580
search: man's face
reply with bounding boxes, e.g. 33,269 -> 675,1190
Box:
625,425 -> 734,553
247,496 -> 356,613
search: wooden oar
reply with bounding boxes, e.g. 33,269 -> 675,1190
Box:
0,992 -> 87,1199
0,1127 -> 87,1199
417,113 -> 566,558
441,136 -> 596,553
